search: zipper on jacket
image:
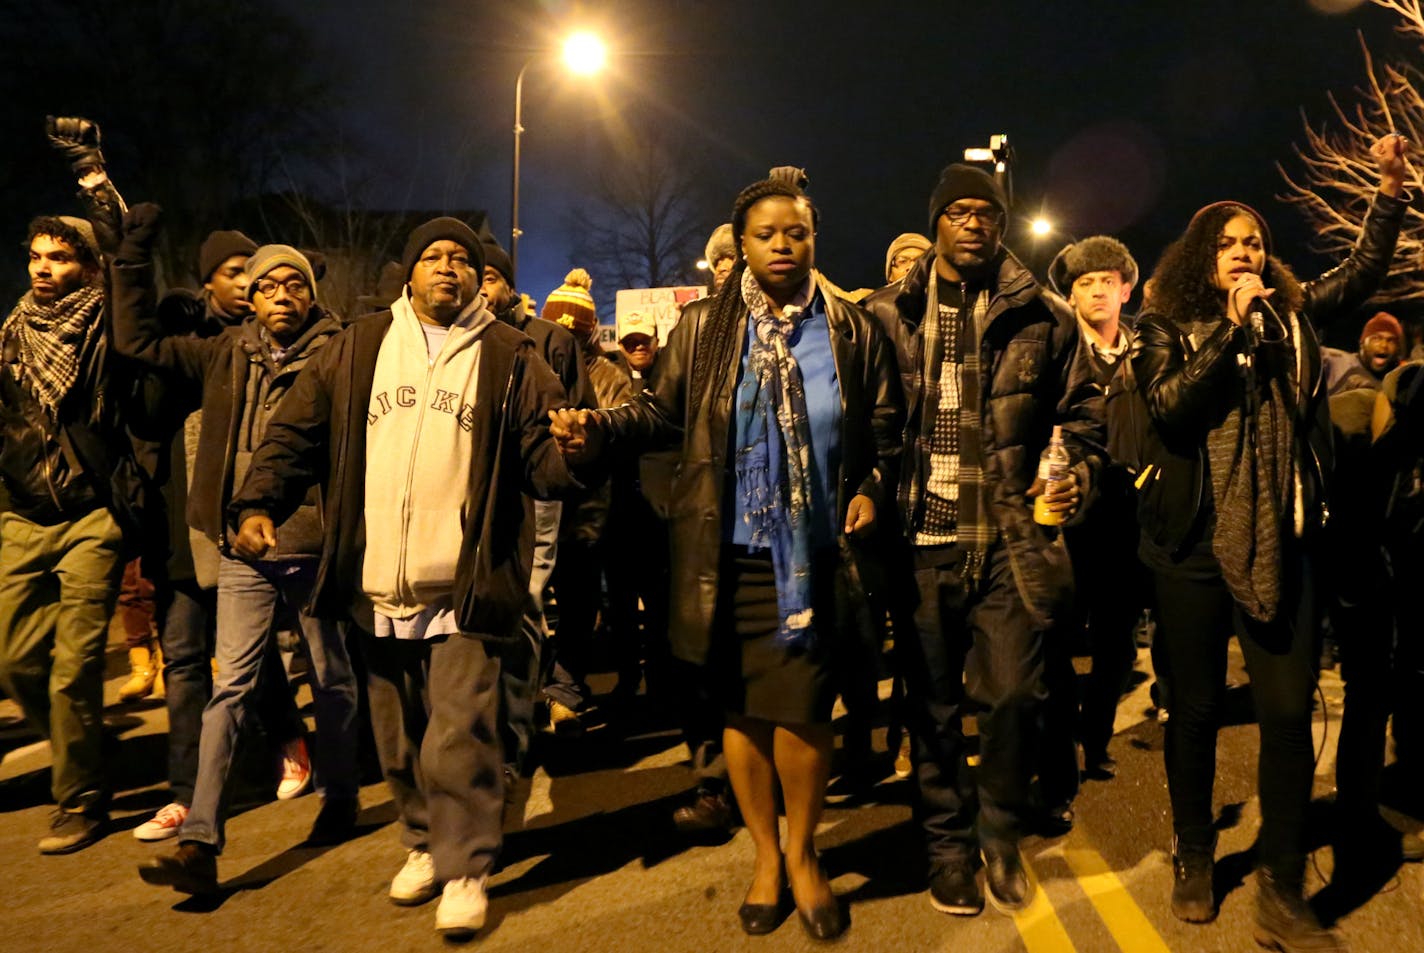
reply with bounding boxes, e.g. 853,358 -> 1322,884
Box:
395,359 -> 438,607
33,418 -> 63,511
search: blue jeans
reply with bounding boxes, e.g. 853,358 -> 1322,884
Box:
181,557 -> 358,852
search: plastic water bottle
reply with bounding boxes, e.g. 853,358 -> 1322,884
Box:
1033,424 -> 1070,527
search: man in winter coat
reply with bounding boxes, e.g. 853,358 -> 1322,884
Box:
861,163 -> 1105,917
225,217 -> 578,938
0,119 -> 156,854
116,210 -> 360,894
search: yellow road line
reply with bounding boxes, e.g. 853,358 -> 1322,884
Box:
1011,858 -> 1078,953
1061,837 -> 1172,953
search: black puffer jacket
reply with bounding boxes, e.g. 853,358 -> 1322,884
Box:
596,280 -> 904,665
861,250 -> 1105,629
1131,190 -> 1407,559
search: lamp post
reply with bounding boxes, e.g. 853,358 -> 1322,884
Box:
510,31 -> 606,281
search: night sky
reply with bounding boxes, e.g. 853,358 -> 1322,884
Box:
3,0 -> 1414,321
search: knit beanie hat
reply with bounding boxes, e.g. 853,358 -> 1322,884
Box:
1187,200 -> 1273,254
1048,235 -> 1139,295
245,244 -> 318,301
55,216 -> 101,266
400,216 -> 484,281
704,223 -> 735,268
198,230 -> 258,281
928,163 -> 1009,233
481,239 -> 514,286
542,268 -> 597,337
884,232 -> 932,281
1361,311 -> 1403,346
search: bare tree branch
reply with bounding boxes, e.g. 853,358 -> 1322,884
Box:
1281,10 -> 1424,302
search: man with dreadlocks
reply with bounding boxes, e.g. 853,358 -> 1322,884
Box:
0,120 -> 154,855
860,163 -> 1105,917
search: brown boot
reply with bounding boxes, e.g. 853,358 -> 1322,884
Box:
119,644 -> 158,702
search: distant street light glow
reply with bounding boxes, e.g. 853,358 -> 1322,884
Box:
695,258 -> 710,271
1031,217 -> 1053,237
563,32 -> 607,76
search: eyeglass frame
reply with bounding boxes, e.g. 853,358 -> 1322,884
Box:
941,205 -> 1006,228
253,276 -> 312,299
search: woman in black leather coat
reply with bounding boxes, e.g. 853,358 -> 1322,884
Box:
550,175 -> 902,941
1131,135 -> 1407,952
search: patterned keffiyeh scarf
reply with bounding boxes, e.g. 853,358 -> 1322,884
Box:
3,284 -> 105,417
733,268 -> 817,650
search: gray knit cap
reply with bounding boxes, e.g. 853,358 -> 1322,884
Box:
704,223 -> 735,267
245,244 -> 318,301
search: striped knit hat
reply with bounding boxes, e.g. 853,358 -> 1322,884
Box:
244,244 -> 317,301
542,268 -> 597,337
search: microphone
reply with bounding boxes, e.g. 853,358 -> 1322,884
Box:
1248,306 -> 1264,348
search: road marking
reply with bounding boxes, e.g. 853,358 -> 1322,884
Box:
1061,834 -> 1172,953
1011,858 -> 1078,953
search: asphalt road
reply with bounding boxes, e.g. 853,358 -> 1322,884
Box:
2,634 -> 1422,953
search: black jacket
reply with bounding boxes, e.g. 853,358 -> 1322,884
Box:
499,302 -> 594,410
597,282 -> 904,665
1131,190 -> 1406,559
226,312 -> 578,640
861,250 -> 1106,629
110,253 -> 341,557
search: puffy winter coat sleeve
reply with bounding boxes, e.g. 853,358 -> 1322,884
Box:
1050,307 -> 1108,518
1132,311 -> 1242,440
1302,190 -> 1407,325
858,306 -> 905,508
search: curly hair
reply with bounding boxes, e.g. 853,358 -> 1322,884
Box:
1146,204 -> 1302,326
686,177 -> 817,421
24,216 -> 101,272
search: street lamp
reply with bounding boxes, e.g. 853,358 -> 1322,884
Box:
511,32 -> 607,280
1030,217 -> 1053,238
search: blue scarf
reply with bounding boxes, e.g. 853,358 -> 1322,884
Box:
733,269 -> 817,650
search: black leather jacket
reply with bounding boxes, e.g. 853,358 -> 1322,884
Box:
597,281 -> 904,665
1131,190 -> 1408,559
861,250 -> 1106,629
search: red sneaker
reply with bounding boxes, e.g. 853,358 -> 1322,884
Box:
277,737 -> 312,800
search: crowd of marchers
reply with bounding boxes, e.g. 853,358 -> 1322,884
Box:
2,116 -> 1422,953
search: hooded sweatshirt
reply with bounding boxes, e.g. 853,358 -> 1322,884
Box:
362,289 -> 495,623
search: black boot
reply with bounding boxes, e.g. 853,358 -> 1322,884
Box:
1170,833 -> 1216,923
1254,867 -> 1348,953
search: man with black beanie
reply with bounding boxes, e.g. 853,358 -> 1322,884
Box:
862,163 -> 1104,916
224,215 -> 580,938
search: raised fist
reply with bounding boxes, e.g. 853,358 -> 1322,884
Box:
45,115 -> 105,173
121,203 -> 164,252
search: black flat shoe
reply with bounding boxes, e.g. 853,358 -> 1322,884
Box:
737,896 -> 786,935
797,899 -> 848,941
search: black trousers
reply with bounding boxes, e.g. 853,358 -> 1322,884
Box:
899,542 -> 1045,869
1151,558 -> 1316,878
363,630 -> 504,882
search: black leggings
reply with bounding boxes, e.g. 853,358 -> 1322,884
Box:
1152,559 -> 1317,877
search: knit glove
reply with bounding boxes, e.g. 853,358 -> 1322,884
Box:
46,115 -> 106,175
119,203 -> 164,260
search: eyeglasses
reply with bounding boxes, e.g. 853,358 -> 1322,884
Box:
942,206 -> 1004,228
890,253 -> 923,270
254,277 -> 311,298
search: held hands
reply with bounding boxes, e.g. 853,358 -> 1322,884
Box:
1227,273 -> 1274,327
1374,132 -> 1410,197
844,493 -> 876,538
1027,468 -> 1082,520
548,408 -> 604,462
233,515 -> 277,560
45,115 -> 106,175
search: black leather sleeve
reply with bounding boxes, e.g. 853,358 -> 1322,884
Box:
1132,312 -> 1242,440
1302,190 -> 1408,325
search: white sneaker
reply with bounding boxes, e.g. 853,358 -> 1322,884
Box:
276,737 -> 312,800
133,802 -> 189,841
389,849 -> 438,905
434,876 -> 488,936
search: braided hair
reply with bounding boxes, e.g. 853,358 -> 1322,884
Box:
686,177 -> 818,423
